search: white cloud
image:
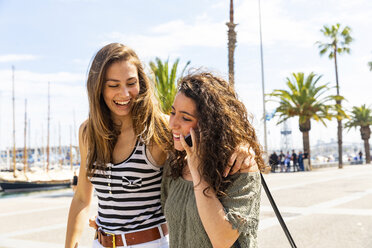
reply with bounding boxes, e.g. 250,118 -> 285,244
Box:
102,12 -> 229,59
103,0 -> 370,61
0,54 -> 39,63
102,19 -> 226,59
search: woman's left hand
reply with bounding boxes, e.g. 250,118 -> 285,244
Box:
224,144 -> 259,177
89,215 -> 98,230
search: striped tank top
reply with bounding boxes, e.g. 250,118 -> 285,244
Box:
90,140 -> 165,234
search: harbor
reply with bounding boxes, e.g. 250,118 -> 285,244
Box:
0,66 -> 79,194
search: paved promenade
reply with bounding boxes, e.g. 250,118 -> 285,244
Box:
0,164 -> 371,248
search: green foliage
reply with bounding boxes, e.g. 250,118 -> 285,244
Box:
149,58 -> 190,114
268,72 -> 346,127
368,61 -> 372,71
345,105 -> 372,130
316,23 -> 353,59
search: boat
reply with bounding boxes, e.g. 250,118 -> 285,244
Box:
0,179 -> 71,193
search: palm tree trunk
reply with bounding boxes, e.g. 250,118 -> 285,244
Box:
337,118 -> 343,168
361,126 -> 371,164
364,138 -> 371,164
334,48 -> 343,169
302,130 -> 311,171
300,119 -> 311,170
226,0 -> 237,87
334,49 -> 340,96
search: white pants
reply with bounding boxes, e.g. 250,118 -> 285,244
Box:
92,234 -> 169,248
304,159 -> 310,171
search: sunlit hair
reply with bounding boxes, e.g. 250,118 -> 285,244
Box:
84,43 -> 172,176
169,71 -> 265,196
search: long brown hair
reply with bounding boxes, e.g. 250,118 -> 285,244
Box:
169,71 -> 265,196
84,43 -> 172,176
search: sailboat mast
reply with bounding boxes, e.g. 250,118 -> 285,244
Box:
23,99 -> 28,174
28,119 -> 31,159
0,91 -> 2,159
46,82 -> 50,172
69,125 -> 73,170
41,125 -> 45,169
73,109 -> 80,166
12,65 -> 16,177
59,122 -> 62,169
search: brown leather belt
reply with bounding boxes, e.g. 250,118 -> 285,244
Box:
96,223 -> 168,247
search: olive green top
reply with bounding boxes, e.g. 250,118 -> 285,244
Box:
161,165 -> 261,248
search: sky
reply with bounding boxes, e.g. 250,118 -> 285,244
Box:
0,0 -> 371,152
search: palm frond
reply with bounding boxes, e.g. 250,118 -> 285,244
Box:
345,105 -> 372,131
316,23 -> 353,59
150,57 -> 190,114
268,72 -> 346,128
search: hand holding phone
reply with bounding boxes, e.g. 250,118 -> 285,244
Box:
185,133 -> 193,147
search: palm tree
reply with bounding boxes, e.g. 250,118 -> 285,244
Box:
345,105 -> 372,164
149,58 -> 190,114
268,72 -> 345,170
316,23 -> 353,169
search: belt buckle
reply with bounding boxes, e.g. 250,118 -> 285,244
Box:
104,231 -> 116,248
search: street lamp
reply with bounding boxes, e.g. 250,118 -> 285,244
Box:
258,0 -> 268,157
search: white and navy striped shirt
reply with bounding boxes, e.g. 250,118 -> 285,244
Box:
90,140 -> 165,233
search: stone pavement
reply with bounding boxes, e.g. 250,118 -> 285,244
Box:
0,189 -> 97,248
258,163 -> 372,248
0,164 -> 371,248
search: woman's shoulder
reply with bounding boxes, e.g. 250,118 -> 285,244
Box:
147,142 -> 168,167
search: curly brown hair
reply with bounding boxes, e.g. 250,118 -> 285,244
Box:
168,71 -> 265,196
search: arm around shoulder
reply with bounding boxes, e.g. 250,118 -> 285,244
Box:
65,121 -> 94,248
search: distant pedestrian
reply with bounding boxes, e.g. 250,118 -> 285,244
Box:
303,152 -> 310,171
279,151 -> 285,172
298,151 -> 304,171
292,150 -> 298,172
71,170 -> 78,193
358,151 -> 363,161
285,152 -> 291,172
269,152 -> 279,172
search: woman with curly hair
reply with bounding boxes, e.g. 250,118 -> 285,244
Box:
162,71 -> 265,247
65,43 -> 256,248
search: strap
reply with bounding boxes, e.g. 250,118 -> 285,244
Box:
233,239 -> 241,248
260,173 -> 297,248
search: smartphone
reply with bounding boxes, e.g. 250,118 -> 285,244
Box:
185,133 -> 193,147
